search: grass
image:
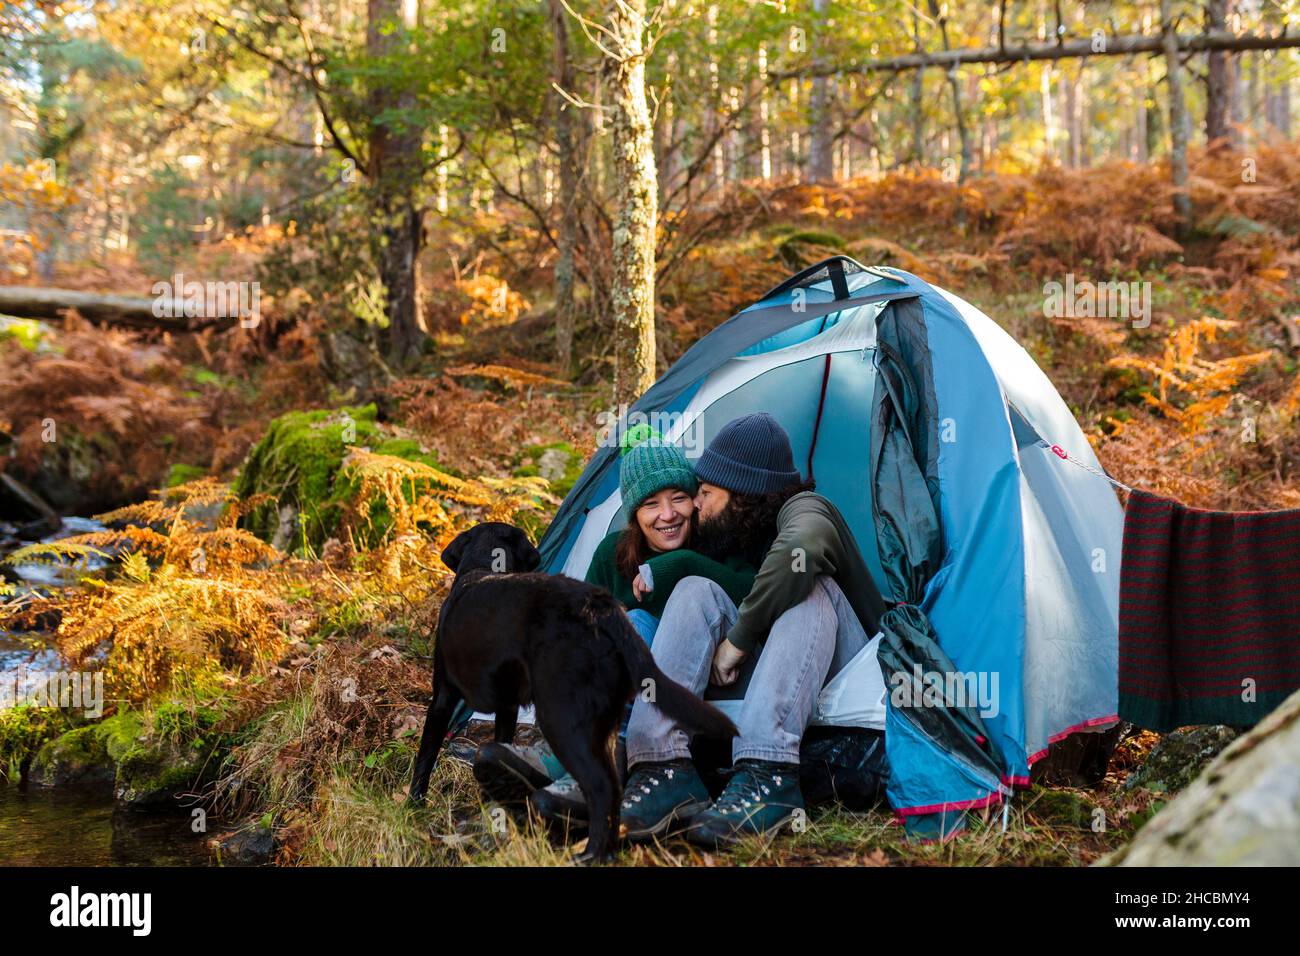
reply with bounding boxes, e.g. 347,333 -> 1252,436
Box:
230,703 -> 1151,867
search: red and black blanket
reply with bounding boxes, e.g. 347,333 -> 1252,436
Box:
1118,488 -> 1300,732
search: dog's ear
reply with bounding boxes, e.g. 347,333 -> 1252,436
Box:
519,539 -> 542,572
507,527 -> 541,572
441,529 -> 472,572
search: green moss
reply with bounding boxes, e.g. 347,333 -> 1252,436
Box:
1025,786 -> 1096,829
25,710 -> 145,788
166,462 -> 209,488
0,318 -> 46,351
372,437 -> 453,473
185,365 -> 225,387
234,404 -> 463,552
1125,726 -> 1239,795
779,229 -> 846,249
40,724 -> 106,764
773,229 -> 848,270
0,706 -> 69,779
514,441 -> 583,498
152,698 -> 226,742
116,742 -> 204,796
97,710 -> 145,762
113,707 -> 225,807
234,404 -> 382,549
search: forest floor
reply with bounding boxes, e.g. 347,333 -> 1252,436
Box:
2,148 -> 1297,864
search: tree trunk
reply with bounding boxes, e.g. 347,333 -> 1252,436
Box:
1162,0 -> 1192,236
928,0 -> 971,182
549,0 -> 579,374
605,0 -> 657,405
707,5 -> 725,193
1040,63 -> 1056,161
1205,0 -> 1232,148
367,0 -> 425,369
758,45 -> 773,180
0,286 -> 238,330
807,0 -> 834,182
911,10 -> 925,163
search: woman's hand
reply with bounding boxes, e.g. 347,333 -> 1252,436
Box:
710,639 -> 747,686
632,572 -> 652,602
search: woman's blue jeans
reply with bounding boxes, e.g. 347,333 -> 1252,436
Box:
621,610 -> 659,737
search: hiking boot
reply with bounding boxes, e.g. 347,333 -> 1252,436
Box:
528,772 -> 588,825
473,742 -> 562,805
686,760 -> 803,848
620,759 -> 712,841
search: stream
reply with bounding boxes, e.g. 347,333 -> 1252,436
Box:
0,784 -> 211,866
1,515 -> 216,866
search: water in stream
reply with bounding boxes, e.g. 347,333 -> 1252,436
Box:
0,784 -> 212,866
2,516 -> 215,866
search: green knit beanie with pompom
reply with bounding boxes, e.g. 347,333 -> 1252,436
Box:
618,424 -> 698,521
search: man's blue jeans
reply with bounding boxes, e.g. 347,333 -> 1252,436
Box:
626,575 -> 869,767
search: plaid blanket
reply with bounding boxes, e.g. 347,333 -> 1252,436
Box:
1119,488 -> 1300,732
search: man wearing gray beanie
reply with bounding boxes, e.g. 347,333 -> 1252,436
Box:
619,412 -> 887,848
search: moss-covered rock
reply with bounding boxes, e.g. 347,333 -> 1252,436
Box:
30,725 -> 115,791
1025,785 -> 1098,830
0,705 -> 69,781
1124,725 -> 1239,795
773,229 -> 847,270
1107,690 -> 1300,866
513,442 -> 582,499
234,404 -> 454,552
25,706 -> 225,811
0,317 -> 47,351
114,733 -> 217,812
235,404 -> 382,549
212,819 -> 276,865
27,710 -> 143,792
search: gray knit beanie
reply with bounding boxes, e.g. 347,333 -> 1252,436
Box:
693,412 -> 801,495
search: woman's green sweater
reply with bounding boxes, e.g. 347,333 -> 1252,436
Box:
584,530 -> 757,619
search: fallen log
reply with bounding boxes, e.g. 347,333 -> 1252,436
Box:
0,472 -> 61,534
0,286 -> 242,332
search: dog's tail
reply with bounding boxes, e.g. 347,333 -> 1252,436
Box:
590,593 -> 738,741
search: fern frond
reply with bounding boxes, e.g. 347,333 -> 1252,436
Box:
1,540 -> 110,567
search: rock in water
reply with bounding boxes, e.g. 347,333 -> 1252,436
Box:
1106,688 -> 1300,866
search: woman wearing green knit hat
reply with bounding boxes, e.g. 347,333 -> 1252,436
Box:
475,425 -> 759,825
582,424 -> 757,625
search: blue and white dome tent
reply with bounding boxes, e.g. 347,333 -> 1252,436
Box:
538,257 -> 1123,839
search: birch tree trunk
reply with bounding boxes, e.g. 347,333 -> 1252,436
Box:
605,0 -> 657,405
549,0 -> 580,374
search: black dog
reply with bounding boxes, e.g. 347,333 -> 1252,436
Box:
409,522 -> 738,861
